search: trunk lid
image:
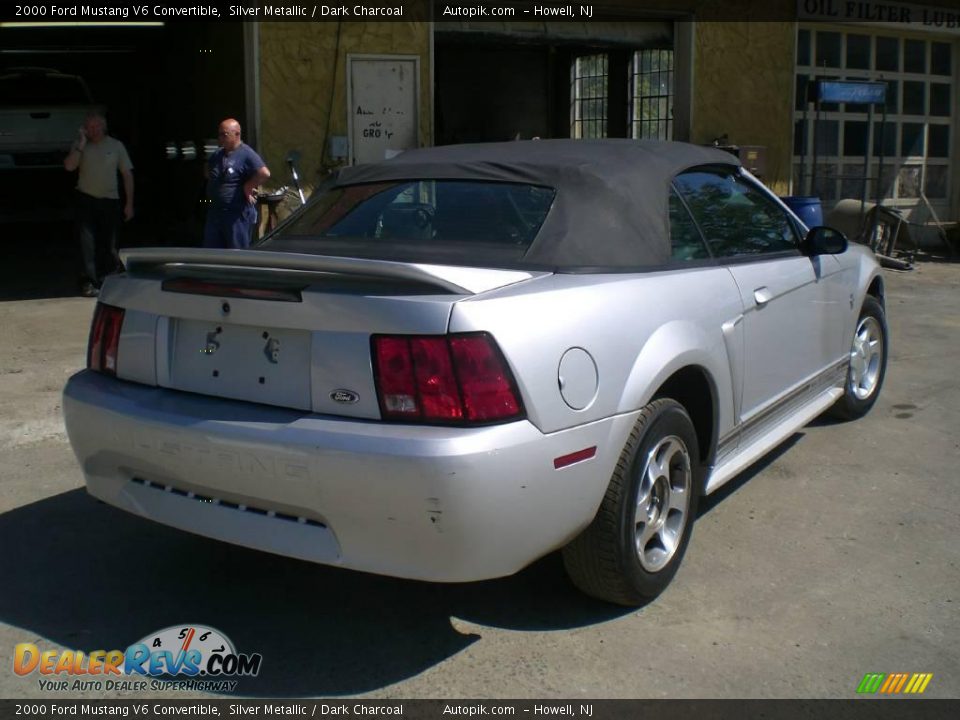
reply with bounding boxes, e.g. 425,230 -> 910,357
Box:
109,248 -> 545,419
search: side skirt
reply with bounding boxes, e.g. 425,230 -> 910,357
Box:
706,361 -> 848,495
706,387 -> 843,494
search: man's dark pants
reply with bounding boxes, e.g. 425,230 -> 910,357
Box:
75,190 -> 121,286
203,203 -> 257,249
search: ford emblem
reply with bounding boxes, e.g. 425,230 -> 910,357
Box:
331,389 -> 359,404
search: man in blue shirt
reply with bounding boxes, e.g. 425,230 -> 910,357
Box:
204,118 -> 270,249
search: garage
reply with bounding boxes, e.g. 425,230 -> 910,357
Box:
0,21 -> 248,295
792,24 -> 958,229
434,20 -> 689,145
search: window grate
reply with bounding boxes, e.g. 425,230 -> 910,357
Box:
631,49 -> 674,140
570,54 -> 608,139
794,29 -> 952,204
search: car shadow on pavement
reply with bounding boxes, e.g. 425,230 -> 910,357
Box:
0,489 -> 630,697
697,433 -> 803,517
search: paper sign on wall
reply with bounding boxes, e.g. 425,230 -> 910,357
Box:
348,56 -> 419,165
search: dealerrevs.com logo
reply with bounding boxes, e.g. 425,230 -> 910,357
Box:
14,625 -> 262,693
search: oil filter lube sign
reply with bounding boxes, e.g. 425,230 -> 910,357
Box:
798,0 -> 960,32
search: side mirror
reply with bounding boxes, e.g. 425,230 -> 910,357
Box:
803,226 -> 848,256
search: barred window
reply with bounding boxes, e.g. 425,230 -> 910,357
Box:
570,54 -> 608,139
794,30 -> 953,206
631,49 -> 674,140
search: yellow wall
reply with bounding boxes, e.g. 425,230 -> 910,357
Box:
690,21 -> 796,195
258,22 -> 431,197
631,1 -> 798,194
257,7 -> 799,198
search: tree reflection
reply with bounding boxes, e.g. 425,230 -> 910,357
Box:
675,172 -> 796,257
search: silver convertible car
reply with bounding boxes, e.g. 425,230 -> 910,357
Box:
63,140 -> 887,605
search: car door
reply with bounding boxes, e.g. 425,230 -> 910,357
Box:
667,186 -> 746,460
673,166 -> 839,429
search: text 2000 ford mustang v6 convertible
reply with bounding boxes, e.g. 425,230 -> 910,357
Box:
63,140 -> 887,605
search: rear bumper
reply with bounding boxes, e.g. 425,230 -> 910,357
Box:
63,371 -> 634,582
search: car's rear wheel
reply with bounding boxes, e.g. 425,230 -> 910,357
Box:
831,296 -> 887,420
562,398 -> 701,606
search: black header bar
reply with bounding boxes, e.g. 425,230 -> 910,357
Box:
0,1 -> 822,25
1,700 -> 959,720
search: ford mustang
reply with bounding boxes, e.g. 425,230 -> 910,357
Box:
63,140 -> 887,605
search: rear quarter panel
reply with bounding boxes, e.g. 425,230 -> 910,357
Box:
449,266 -> 744,439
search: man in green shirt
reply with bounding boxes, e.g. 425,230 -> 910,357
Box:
64,112 -> 134,297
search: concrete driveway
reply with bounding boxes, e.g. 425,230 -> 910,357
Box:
0,260 -> 957,699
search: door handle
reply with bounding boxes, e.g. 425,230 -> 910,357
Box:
753,287 -> 773,306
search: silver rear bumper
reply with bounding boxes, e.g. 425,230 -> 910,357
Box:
63,371 -> 632,582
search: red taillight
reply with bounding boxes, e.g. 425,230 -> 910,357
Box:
449,335 -> 522,421
411,338 -> 464,420
87,303 -> 125,376
373,337 -> 419,417
372,332 -> 524,425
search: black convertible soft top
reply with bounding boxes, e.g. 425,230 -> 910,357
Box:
336,139 -> 741,269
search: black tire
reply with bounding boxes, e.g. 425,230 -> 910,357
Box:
562,399 -> 702,606
830,295 -> 888,420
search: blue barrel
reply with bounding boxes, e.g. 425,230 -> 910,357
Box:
780,196 -> 823,229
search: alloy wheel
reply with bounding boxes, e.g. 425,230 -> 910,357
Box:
849,316 -> 884,401
634,435 -> 692,572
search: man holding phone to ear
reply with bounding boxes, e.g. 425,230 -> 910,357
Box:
64,112 -> 134,298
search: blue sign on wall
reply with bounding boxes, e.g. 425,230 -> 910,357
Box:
817,80 -> 888,105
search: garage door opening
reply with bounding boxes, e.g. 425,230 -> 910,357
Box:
0,22 -> 246,240
434,22 -> 677,145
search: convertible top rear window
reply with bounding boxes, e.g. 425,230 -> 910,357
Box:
263,140 -> 743,269
265,180 -> 556,265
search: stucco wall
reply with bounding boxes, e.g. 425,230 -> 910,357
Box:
683,2 -> 798,195
258,22 -> 430,196
256,7 -> 799,199
690,21 -> 796,195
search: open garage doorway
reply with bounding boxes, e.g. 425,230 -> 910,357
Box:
434,22 -> 684,146
0,21 -> 247,297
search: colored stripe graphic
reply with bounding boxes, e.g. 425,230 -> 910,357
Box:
893,674 -> 909,693
857,672 -> 932,694
906,674 -> 933,694
857,673 -> 885,694
879,674 -> 898,693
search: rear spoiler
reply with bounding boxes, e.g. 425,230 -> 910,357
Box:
120,248 -> 541,295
